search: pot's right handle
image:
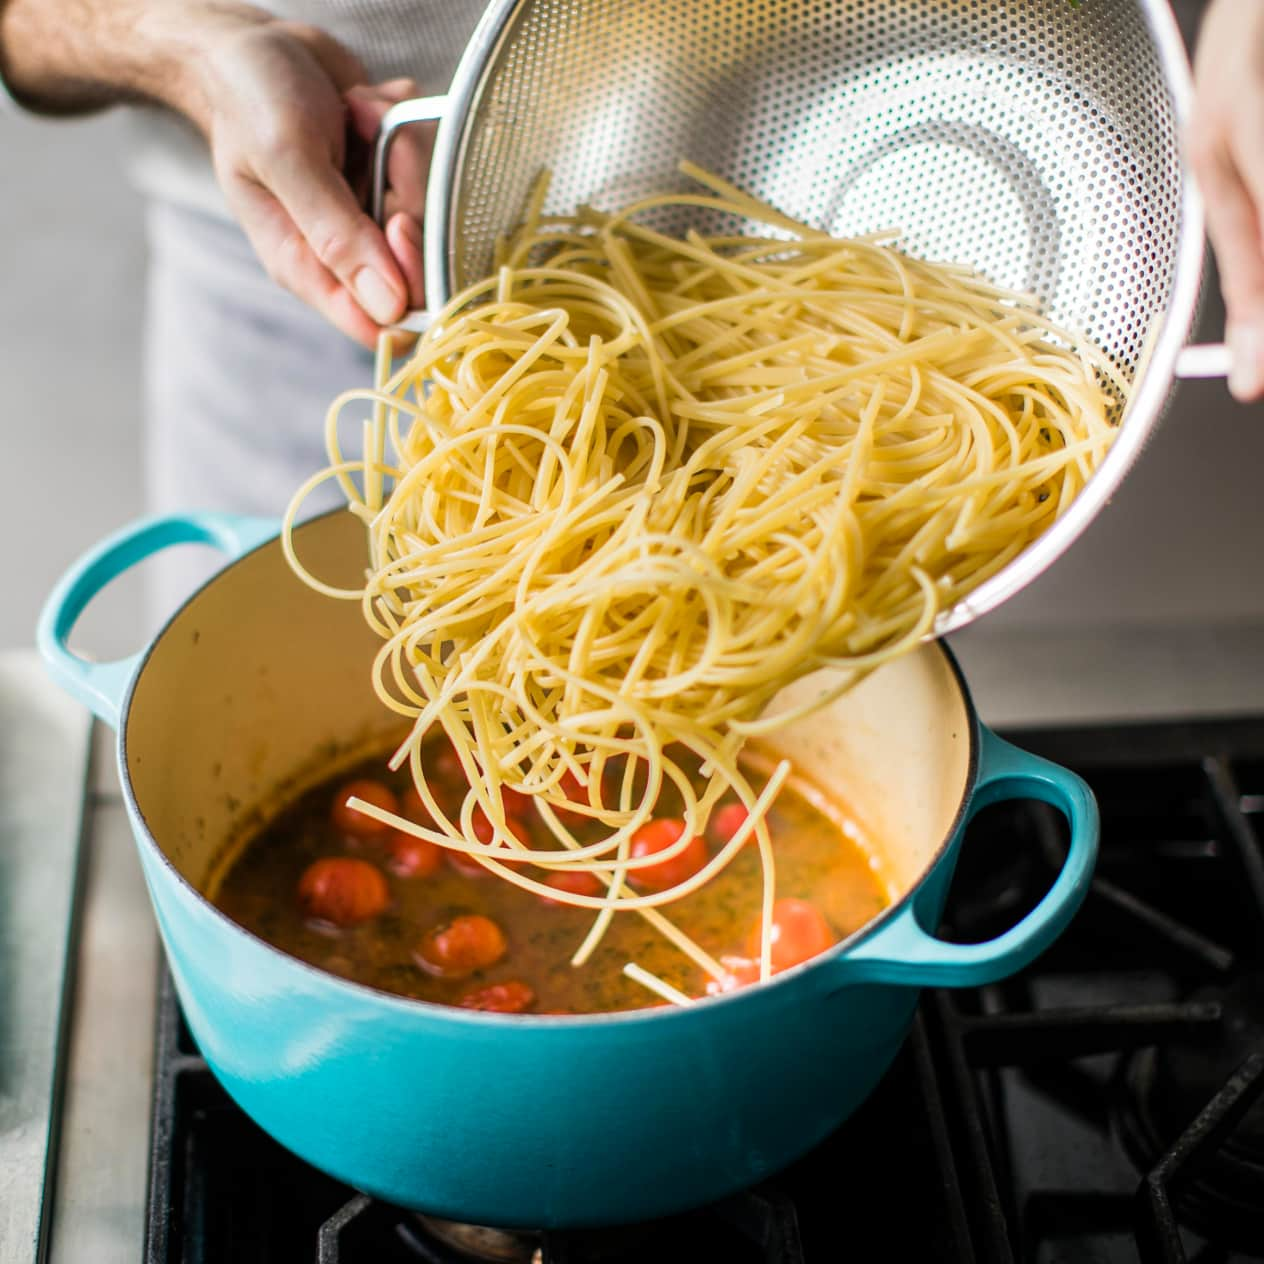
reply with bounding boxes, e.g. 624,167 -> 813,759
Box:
1176,343 -> 1231,379
37,513 -> 278,730
839,728 -> 1099,988
371,95 -> 447,335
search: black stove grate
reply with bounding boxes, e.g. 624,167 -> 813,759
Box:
145,719 -> 1264,1264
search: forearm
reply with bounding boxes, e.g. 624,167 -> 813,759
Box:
1,0 -> 419,345
0,0 -> 266,117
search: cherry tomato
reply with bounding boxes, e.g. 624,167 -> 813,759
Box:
709,802 -> 751,847
416,914 -> 507,978
446,807 -> 532,877
444,809 -> 526,877
538,869 -> 604,905
747,897 -> 836,973
627,817 -> 707,892
545,769 -> 590,824
330,779 -> 398,839
385,786 -> 442,876
500,785 -> 532,819
387,832 -> 441,878
704,954 -> 762,996
471,806 -> 531,849
458,981 -> 536,1013
297,857 -> 389,926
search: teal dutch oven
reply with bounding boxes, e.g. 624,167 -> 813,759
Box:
38,509 -> 1098,1228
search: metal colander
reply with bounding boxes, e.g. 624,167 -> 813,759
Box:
374,0 -> 1211,633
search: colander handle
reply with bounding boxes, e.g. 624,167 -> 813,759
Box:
1175,343 -> 1231,379
371,95 -> 447,225
370,95 -> 447,335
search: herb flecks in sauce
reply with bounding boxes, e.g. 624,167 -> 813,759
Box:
212,742 -> 889,1013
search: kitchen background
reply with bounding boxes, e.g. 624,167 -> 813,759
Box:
6,0 -> 1264,727
7,5 -> 1264,1263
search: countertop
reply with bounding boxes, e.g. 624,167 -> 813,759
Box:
0,653 -> 158,1264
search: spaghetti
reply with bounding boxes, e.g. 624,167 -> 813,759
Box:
284,165 -> 1119,990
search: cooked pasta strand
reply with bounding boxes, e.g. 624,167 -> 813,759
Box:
285,168 -> 1120,984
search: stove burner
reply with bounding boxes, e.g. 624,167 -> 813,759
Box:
1158,977 -> 1264,1160
407,1215 -> 645,1264
1114,976 -> 1264,1251
411,1216 -> 541,1263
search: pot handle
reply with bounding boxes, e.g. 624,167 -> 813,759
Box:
36,512 -> 278,730
841,726 -> 1098,988
370,95 -> 447,336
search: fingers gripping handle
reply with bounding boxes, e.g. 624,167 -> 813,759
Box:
370,95 -> 447,335
843,727 -> 1099,988
371,96 -> 448,228
37,513 -> 278,730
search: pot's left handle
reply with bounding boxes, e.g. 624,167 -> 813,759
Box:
840,727 -> 1099,988
37,512 -> 278,729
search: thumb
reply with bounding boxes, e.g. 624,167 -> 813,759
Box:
262,137 -> 409,326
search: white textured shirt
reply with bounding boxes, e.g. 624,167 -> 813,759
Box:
128,0 -> 486,216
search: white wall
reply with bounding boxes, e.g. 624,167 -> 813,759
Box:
1,109 -> 145,657
6,0 -> 1263,667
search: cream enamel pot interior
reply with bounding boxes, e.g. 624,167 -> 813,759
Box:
37,509 -> 1097,1226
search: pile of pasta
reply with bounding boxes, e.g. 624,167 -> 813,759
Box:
285,165 -> 1120,996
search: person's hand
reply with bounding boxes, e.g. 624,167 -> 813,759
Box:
345,80 -> 434,309
1190,0 -> 1264,401
0,0 -> 430,345
181,14 -> 428,346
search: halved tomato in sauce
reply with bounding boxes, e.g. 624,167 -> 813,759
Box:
709,801 -> 751,846
538,869 -> 604,905
416,914 -> 508,978
458,980 -> 535,1012
330,779 -> 398,839
387,832 -> 441,878
748,897 -> 836,973
627,818 -> 707,892
297,857 -> 389,926
704,954 -> 762,996
543,769 -> 592,825
446,808 -> 532,877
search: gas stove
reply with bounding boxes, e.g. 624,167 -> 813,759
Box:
138,718 -> 1264,1264
8,650 -> 1264,1264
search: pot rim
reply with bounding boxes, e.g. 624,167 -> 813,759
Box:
118,512 -> 981,1027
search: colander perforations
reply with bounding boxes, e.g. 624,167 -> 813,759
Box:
445,0 -> 1184,387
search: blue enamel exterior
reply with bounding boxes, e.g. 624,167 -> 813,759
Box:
35,511 -> 277,727
39,513 -> 1100,1226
